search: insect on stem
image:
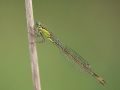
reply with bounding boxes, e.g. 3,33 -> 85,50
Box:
34,21 -> 106,86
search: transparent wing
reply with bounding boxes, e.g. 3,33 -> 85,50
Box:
34,22 -> 106,86
49,32 -> 106,85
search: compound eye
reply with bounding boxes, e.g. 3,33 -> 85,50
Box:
35,21 -> 41,26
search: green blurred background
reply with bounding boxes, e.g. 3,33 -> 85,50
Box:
0,0 -> 120,90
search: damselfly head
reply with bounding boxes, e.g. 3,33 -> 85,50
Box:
35,21 -> 42,27
35,21 -> 44,32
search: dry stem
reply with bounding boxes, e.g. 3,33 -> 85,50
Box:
25,0 -> 42,90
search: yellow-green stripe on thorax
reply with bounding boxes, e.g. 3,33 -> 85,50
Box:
38,26 -> 54,42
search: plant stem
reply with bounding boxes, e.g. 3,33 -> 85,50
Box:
25,0 -> 42,90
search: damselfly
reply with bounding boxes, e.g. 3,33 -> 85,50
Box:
33,22 -> 106,86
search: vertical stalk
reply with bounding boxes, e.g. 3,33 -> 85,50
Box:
25,0 -> 42,90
